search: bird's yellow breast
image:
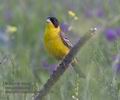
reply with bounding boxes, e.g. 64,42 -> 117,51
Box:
44,25 -> 70,60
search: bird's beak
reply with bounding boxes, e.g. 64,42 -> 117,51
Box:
46,19 -> 51,23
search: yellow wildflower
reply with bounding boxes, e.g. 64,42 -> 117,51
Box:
68,10 -> 76,17
74,16 -> 78,20
6,25 -> 17,33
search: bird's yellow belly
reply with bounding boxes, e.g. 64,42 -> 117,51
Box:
44,37 -> 70,60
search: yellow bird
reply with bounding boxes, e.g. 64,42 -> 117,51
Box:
44,17 -> 72,60
44,17 -> 85,77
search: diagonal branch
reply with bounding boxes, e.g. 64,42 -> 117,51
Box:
34,28 -> 97,100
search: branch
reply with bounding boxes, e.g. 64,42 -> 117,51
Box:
34,28 -> 97,100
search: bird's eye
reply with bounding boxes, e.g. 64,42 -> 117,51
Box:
49,17 -> 59,28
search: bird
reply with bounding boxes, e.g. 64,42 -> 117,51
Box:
44,16 -> 85,78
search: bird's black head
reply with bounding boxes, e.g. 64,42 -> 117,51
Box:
47,17 -> 59,28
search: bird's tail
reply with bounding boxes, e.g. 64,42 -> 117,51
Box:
71,58 -> 86,78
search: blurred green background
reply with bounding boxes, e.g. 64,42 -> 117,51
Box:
0,0 -> 120,100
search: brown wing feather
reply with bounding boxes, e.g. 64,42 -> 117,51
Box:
60,30 -> 85,78
60,31 -> 73,48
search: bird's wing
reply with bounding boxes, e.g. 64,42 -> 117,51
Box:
60,31 -> 86,78
60,31 -> 73,48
